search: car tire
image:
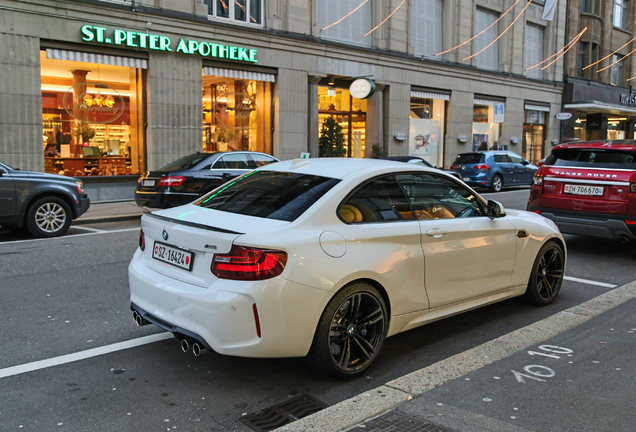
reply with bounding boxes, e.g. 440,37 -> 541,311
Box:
489,174 -> 503,192
306,283 -> 388,379
26,196 -> 73,238
523,241 -> 565,305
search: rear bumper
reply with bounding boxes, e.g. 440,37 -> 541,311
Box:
134,190 -> 199,209
527,206 -> 636,241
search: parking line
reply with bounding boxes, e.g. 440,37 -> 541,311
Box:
0,333 -> 172,379
564,276 -> 617,288
72,226 -> 107,233
0,228 -> 139,246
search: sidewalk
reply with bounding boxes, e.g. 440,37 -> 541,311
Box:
277,281 -> 636,432
74,200 -> 145,224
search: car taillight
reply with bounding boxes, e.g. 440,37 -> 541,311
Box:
631,183 -> 636,193
537,161 -> 544,167
533,173 -> 544,186
626,220 -> 636,225
211,245 -> 288,280
158,176 -> 186,187
139,229 -> 145,251
474,164 -> 490,170
450,165 -> 457,170
75,181 -> 84,194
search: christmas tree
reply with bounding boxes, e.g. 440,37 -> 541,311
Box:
319,116 -> 346,157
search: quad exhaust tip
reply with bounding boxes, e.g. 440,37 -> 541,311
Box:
181,339 -> 190,353
192,343 -> 202,357
132,311 -> 148,326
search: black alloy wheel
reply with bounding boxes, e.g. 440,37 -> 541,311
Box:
307,283 -> 388,379
523,241 -> 565,305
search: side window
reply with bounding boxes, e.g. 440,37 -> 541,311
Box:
493,154 -> 507,163
211,158 -> 225,169
395,173 -> 485,220
339,176 -> 414,223
216,154 -> 250,169
250,154 -> 278,168
508,153 -> 523,164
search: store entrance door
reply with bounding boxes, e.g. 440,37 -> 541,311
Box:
523,124 -> 544,163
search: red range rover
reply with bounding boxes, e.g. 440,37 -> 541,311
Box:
527,141 -> 636,243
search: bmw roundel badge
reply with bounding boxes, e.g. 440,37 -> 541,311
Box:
162,230 -> 168,241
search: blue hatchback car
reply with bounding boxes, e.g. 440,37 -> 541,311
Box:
450,151 -> 538,192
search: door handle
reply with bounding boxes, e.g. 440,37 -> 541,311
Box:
426,229 -> 447,237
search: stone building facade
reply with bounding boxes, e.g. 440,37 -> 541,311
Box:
0,0 -> 567,198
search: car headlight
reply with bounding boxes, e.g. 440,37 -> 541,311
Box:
75,181 -> 85,194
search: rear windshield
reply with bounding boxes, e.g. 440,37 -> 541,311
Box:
453,153 -> 485,164
160,153 -> 212,171
546,149 -> 636,169
194,171 -> 340,222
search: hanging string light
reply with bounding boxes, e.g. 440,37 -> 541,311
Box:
525,27 -> 587,71
436,0 -> 521,56
321,0 -> 370,31
538,27 -> 587,70
364,0 -> 407,37
463,0 -> 532,61
583,36 -> 636,70
596,48 -> 636,73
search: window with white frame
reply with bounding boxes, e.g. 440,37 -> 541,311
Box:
317,0 -> 373,48
610,55 -> 625,86
474,9 -> 499,71
411,0 -> 443,58
524,23 -> 544,79
204,0 -> 263,26
613,0 -> 628,29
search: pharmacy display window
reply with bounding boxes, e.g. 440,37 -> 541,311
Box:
523,109 -> 546,163
318,86 -> 367,158
608,117 -> 628,140
409,93 -> 447,167
574,114 -> 587,140
40,50 -> 145,177
202,70 -> 273,154
472,101 -> 503,151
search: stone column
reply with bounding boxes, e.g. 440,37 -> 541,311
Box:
308,76 -> 322,157
365,84 -> 384,158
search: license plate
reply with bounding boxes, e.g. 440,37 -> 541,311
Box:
564,184 -> 604,196
463,177 -> 470,181
143,180 -> 155,187
152,241 -> 194,271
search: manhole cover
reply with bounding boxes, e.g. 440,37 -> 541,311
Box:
349,411 -> 456,432
239,394 -> 329,432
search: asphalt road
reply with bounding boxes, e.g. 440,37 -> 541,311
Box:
1,189 -> 634,432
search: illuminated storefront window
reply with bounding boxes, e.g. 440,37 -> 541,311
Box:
523,109 -> 546,163
472,101 -> 504,151
40,50 -> 144,176
202,71 -> 273,154
409,93 -> 447,167
318,86 -> 367,157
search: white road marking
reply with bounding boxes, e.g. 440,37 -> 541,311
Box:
0,228 -> 139,246
564,276 -> 617,288
72,226 -> 107,233
0,332 -> 172,379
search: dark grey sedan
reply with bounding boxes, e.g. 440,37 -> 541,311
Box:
134,151 -> 280,209
0,161 -> 90,237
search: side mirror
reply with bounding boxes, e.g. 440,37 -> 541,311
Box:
521,159 -> 530,165
0,169 -> 6,177
487,200 -> 506,219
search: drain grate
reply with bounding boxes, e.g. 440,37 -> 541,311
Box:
348,411 -> 456,432
239,394 -> 329,432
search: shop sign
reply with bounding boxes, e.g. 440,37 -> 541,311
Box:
620,90 -> 636,107
349,78 -> 375,99
81,25 -> 258,63
493,103 -> 505,123
555,112 -> 572,120
62,82 -> 125,124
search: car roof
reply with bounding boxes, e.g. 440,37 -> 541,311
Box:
553,140 -> 636,151
261,157 -> 438,180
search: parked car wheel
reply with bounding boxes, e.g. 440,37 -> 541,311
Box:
307,283 -> 388,379
489,174 -> 503,192
523,241 -> 564,305
26,196 -> 72,238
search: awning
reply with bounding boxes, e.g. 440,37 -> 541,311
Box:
45,48 -> 147,69
564,101 -> 636,115
474,98 -> 505,106
525,103 -> 550,112
411,91 -> 450,101
203,67 -> 276,82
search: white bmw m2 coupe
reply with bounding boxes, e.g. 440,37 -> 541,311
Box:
129,158 -> 566,378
